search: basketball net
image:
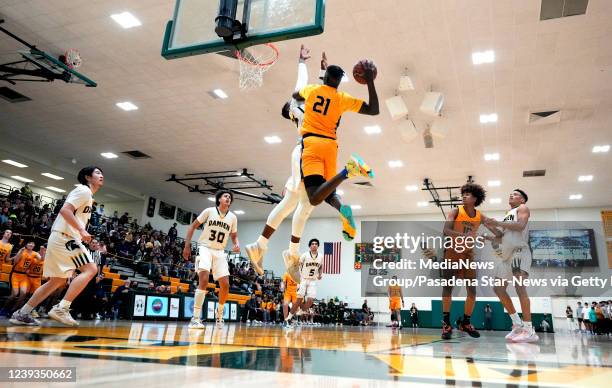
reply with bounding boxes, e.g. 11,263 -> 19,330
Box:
236,43 -> 279,90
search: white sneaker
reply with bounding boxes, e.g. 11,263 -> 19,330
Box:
282,250 -> 301,283
245,243 -> 265,275
188,318 -> 205,329
505,324 -> 523,341
513,327 -> 539,343
49,305 -> 78,327
216,318 -> 224,328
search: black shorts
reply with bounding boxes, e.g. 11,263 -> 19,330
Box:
577,318 -> 583,322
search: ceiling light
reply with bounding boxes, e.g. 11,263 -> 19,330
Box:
336,190 -> 344,196
101,152 -> 118,159
472,50 -> 495,65
417,201 -> 429,207
479,113 -> 498,123
484,153 -> 500,161
116,101 -> 138,111
2,159 -> 28,168
350,204 -> 362,210
364,125 -> 381,134
105,194 -> 119,199
388,160 -> 403,168
234,210 -> 245,215
212,89 -> 228,99
405,185 -> 418,192
208,197 -> 215,202
11,176 -> 33,183
489,198 -> 502,204
488,180 -> 501,187
569,194 -> 582,200
592,145 -> 610,153
41,173 -> 64,180
46,186 -> 66,193
264,136 -> 282,144
111,12 -> 142,29
578,175 -> 593,182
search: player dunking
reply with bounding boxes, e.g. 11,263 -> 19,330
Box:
284,238 -> 322,327
281,59 -> 379,273
485,189 -> 538,343
183,190 -> 240,329
439,183 -> 498,340
11,166 -> 104,326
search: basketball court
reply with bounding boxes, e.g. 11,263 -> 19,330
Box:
0,0 -> 611,386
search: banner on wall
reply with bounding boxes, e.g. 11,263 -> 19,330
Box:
133,294 -> 146,317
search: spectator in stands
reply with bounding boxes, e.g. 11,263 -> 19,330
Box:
33,213 -> 51,239
112,280 -> 131,319
168,223 -> 178,242
0,207 -> 9,225
20,183 -> 33,200
119,212 -> 129,225
97,204 -> 105,217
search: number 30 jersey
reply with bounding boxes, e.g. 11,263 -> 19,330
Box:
196,207 -> 237,250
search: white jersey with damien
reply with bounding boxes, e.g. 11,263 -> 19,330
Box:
500,206 -> 530,260
196,207 -> 237,250
299,251 -> 322,280
51,184 -> 93,240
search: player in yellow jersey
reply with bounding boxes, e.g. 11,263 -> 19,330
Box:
388,276 -> 404,328
1,241 -> 40,316
27,244 -> 46,294
440,183 -> 499,340
283,61 -> 379,272
0,229 -> 13,263
282,271 -> 299,321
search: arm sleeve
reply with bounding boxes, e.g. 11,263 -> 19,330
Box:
196,208 -> 210,224
340,92 -> 365,113
65,186 -> 90,209
294,62 -> 309,92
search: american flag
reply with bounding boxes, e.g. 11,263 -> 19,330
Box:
322,242 -> 341,274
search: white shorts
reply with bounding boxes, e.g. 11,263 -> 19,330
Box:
44,232 -> 93,278
297,279 -> 317,299
195,245 -> 229,280
494,246 -> 532,281
284,144 -> 303,192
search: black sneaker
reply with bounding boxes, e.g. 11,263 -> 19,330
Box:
9,310 -> 40,326
441,322 -> 453,340
459,322 -> 481,338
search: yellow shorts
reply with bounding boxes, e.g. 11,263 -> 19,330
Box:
11,273 -> 30,291
389,297 -> 401,311
28,277 -> 41,292
301,135 -> 338,181
283,291 -> 297,304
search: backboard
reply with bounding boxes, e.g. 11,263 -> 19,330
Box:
161,0 -> 325,59
19,50 -> 97,87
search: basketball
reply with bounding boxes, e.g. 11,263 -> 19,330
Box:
353,59 -> 377,84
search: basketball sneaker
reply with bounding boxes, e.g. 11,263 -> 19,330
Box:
512,327 -> 539,343
441,322 -> 453,340
282,250 -> 301,283
216,317 -> 224,328
245,243 -> 265,275
505,324 -> 524,341
49,305 -> 78,327
188,318 -> 205,329
339,205 -> 356,241
9,310 -> 40,326
31,310 -> 40,319
458,321 -> 481,338
345,154 -> 374,179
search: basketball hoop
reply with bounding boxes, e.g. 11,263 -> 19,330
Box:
235,43 -> 279,90
63,48 -> 82,69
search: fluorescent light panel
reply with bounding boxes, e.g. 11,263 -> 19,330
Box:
41,173 -> 64,180
111,12 -> 142,29
484,153 -> 500,161
234,210 -> 245,215
264,136 -> 282,144
388,160 -> 403,168
116,101 -> 138,111
472,50 -> 495,64
46,186 -> 66,193
490,198 -> 502,204
488,180 -> 501,187
578,175 -> 593,182
11,175 -> 33,183
480,113 -> 498,123
212,89 -> 228,99
350,205 -> 362,210
592,145 -> 610,153
405,185 -> 418,192
2,159 -> 28,168
417,201 -> 429,207
101,152 -> 118,159
569,194 -> 582,200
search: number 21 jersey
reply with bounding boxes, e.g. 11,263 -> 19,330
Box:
196,207 -> 237,250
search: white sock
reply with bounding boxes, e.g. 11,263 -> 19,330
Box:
59,299 -> 71,310
523,321 -> 532,329
217,303 -> 225,319
256,236 -> 268,250
20,303 -> 34,314
510,312 -> 522,326
289,242 -> 300,256
286,312 -> 293,321
193,289 -> 205,320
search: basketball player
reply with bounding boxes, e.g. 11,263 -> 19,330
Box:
27,244 -> 45,318
484,189 -> 539,343
282,270 -> 299,321
284,238 -> 322,327
11,166 -> 103,326
183,190 -> 240,329
0,229 -> 13,263
388,276 -> 404,328
439,183 -> 498,340
281,59 -> 379,273
2,241 -> 38,315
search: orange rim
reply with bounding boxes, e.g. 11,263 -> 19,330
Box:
235,43 -> 279,67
